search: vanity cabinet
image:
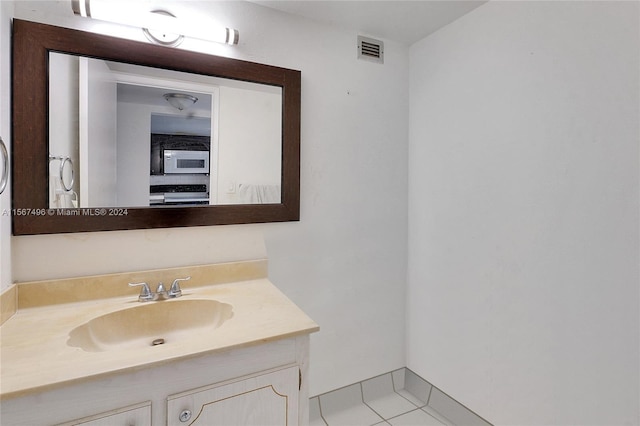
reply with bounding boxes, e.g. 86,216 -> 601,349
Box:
167,366 -> 299,426
57,402 -> 151,426
0,336 -> 311,426
1,264 -> 318,426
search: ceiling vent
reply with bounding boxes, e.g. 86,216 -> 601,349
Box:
357,35 -> 384,64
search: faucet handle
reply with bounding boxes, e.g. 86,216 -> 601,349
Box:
156,282 -> 167,295
129,282 -> 153,302
168,276 -> 190,298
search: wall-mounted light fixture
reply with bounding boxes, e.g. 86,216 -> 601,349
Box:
142,10 -> 184,47
71,0 -> 239,46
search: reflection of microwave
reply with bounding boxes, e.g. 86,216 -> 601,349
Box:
163,150 -> 209,174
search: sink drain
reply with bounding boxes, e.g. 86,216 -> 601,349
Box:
151,338 -> 165,346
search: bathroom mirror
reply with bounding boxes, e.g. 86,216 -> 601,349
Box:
12,19 -> 300,235
48,53 -> 282,209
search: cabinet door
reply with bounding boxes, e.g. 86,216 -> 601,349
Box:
167,366 -> 299,426
56,401 -> 151,426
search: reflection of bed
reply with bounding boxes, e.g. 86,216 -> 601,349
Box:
238,184 -> 281,204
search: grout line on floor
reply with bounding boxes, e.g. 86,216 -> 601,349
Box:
360,381 -> 388,425
385,407 -> 434,423
316,396 -> 329,426
394,388 -> 427,409
423,380 -> 493,426
362,398 -> 385,423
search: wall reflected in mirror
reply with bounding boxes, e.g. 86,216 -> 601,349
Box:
49,52 -> 282,209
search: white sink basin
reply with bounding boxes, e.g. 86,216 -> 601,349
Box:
67,299 -> 233,352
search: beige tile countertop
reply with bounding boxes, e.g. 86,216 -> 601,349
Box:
0,260 -> 319,400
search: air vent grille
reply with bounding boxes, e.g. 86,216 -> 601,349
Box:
358,35 -> 384,64
361,41 -> 381,57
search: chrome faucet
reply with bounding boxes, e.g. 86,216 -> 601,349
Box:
129,277 -> 190,302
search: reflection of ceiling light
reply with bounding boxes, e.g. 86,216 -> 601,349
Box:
164,93 -> 198,111
71,0 -> 240,46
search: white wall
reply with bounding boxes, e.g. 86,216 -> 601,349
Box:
116,102 -> 154,206
49,53 -> 80,207
0,1 -> 12,291
9,1 -> 409,396
80,57 -> 118,207
407,1 -> 639,424
217,85 -> 281,204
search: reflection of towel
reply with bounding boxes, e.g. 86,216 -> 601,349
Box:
238,184 -> 281,204
49,176 -> 77,208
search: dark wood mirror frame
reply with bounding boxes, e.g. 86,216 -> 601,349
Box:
12,19 -> 300,235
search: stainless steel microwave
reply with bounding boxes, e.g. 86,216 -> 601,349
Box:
163,150 -> 210,174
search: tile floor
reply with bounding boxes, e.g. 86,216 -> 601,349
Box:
310,368 -> 491,426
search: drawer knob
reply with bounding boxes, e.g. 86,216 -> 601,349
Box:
179,409 -> 192,422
